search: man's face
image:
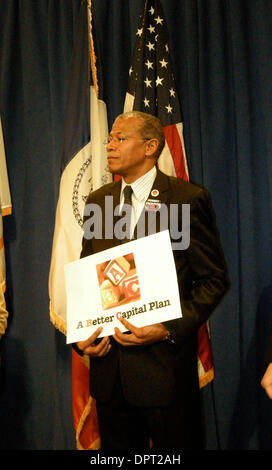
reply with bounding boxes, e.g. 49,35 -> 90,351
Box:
106,117 -> 155,182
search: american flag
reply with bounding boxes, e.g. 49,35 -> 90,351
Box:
124,0 -> 188,180
124,0 -> 214,388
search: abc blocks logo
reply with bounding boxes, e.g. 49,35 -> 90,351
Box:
96,253 -> 141,310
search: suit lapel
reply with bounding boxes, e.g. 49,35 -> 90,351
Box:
103,179 -> 122,247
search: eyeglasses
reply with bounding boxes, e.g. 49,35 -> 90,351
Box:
104,136 -> 151,146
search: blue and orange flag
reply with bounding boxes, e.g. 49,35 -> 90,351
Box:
48,0 -> 111,449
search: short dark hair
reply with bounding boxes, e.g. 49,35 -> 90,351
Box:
115,111 -> 165,159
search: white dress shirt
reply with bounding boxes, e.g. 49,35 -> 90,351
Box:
120,166 -> 157,238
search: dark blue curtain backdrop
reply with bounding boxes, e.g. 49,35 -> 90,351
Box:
0,0 -> 271,450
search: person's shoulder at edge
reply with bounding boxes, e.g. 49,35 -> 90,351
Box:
85,179 -> 120,203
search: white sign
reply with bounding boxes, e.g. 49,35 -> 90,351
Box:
64,230 -> 182,344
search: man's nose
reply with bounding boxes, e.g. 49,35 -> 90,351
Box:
107,139 -> 116,151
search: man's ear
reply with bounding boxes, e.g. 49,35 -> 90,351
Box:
145,138 -> 159,157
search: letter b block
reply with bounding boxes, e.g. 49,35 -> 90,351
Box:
100,280 -> 121,309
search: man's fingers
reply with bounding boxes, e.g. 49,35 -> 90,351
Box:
114,320 -> 169,347
76,328 -> 113,356
84,335 -> 111,357
96,337 -> 112,357
76,326 -> 103,351
117,316 -> 141,336
98,338 -> 112,357
113,327 -> 141,346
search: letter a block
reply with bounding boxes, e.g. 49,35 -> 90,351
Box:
104,257 -> 130,286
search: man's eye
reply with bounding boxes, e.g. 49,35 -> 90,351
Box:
107,136 -> 128,144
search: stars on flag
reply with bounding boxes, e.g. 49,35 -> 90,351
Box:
165,103 -> 173,113
144,77 -> 152,88
159,58 -> 168,68
156,76 -> 164,86
143,97 -> 150,107
155,16 -> 163,25
145,59 -> 153,69
127,1 -> 181,126
146,41 -> 155,51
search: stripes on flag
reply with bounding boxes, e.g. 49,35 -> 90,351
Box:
48,0 -> 111,449
123,0 -> 214,388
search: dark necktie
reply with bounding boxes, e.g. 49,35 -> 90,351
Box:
121,185 -> 133,242
123,185 -> 133,206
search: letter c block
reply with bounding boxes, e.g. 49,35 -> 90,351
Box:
122,269 -> 140,300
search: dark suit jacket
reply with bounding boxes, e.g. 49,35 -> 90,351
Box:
80,169 -> 230,407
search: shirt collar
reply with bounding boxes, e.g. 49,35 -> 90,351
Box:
121,166 -> 157,202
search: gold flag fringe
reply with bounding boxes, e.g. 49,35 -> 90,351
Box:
49,301 -> 67,336
87,0 -> 99,98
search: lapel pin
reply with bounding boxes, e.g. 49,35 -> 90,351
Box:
151,189 -> 159,197
145,199 -> 161,211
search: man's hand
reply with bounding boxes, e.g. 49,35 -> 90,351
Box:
76,327 -> 111,357
113,317 -> 168,346
261,363 -> 272,399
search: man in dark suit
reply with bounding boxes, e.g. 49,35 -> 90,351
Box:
75,111 -> 230,450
